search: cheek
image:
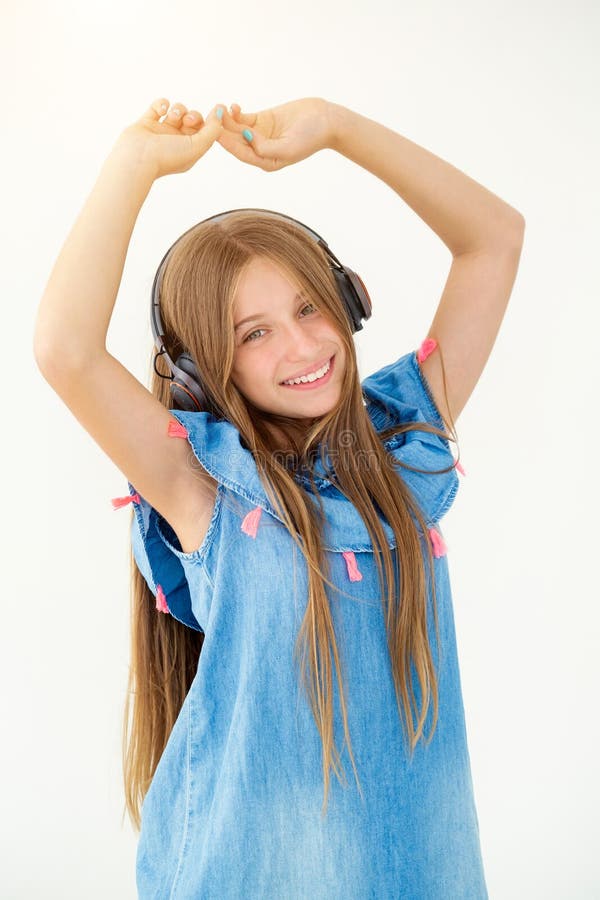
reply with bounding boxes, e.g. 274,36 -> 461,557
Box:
231,351 -> 250,378
229,363 -> 247,394
230,356 -> 271,391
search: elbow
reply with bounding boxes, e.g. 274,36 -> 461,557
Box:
33,314 -> 103,380
33,326 -> 81,384
33,313 -> 64,375
493,213 -> 525,255
33,326 -> 55,376
33,340 -> 64,387
509,211 -> 526,244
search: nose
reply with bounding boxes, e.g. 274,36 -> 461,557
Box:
282,321 -> 322,361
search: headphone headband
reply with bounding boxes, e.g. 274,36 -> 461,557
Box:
150,208 -> 372,413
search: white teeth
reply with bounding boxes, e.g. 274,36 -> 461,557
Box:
283,359 -> 331,385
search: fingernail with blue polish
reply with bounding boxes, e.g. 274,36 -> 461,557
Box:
216,106 -> 223,120
242,128 -> 253,142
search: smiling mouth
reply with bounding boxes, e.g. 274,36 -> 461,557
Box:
280,356 -> 333,385
279,355 -> 336,390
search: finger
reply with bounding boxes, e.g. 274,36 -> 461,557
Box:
188,104 -> 226,154
220,109 -> 278,162
182,109 -> 203,126
220,105 -> 251,135
239,128 -> 288,169
218,130 -> 282,173
141,98 -> 170,122
181,109 -> 204,133
229,103 -> 257,126
164,101 -> 189,129
217,127 -> 265,168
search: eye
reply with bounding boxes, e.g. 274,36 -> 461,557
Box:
243,327 -> 266,344
241,303 -> 319,344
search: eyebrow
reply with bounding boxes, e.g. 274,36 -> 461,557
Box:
234,292 -> 306,332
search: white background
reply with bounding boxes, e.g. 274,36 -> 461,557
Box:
2,0 -> 598,896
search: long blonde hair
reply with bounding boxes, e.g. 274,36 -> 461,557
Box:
122,211 -> 459,830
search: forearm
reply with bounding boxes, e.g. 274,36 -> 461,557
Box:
326,102 -> 524,256
33,139 -> 156,370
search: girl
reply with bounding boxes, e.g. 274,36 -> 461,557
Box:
34,96 -> 525,898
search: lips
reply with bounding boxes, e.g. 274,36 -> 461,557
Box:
279,356 -> 332,384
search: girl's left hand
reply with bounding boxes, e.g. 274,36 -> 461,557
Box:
217,97 -> 334,172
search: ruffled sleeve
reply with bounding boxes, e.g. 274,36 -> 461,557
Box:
118,480 -> 205,633
361,341 -> 461,530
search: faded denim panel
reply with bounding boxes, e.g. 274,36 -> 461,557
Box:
129,350 -> 487,898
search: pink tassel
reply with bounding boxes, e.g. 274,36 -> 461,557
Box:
428,527 -> 447,558
342,550 -> 363,582
168,419 -> 189,439
241,506 -> 263,538
455,459 -> 466,476
111,493 -> 140,509
417,337 -> 438,363
155,584 -> 170,614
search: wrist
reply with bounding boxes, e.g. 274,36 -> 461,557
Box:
324,102 -> 356,153
110,130 -> 159,183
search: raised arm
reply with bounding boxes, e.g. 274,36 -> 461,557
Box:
33,141 -> 156,367
33,99 -> 225,554
329,103 -> 525,426
218,98 -> 525,426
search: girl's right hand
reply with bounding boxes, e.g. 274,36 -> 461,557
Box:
115,97 -> 225,180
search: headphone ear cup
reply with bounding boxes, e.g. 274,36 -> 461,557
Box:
170,352 -> 211,412
331,265 -> 372,334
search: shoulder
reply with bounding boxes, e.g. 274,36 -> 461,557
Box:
361,346 -> 461,526
362,349 -> 443,430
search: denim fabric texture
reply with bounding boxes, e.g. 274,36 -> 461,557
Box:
127,349 -> 488,899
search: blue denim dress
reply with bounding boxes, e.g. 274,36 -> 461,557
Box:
124,348 -> 488,899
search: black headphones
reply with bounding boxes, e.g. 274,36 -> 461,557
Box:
150,208 -> 372,414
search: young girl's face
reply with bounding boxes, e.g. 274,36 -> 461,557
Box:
230,257 -> 346,422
